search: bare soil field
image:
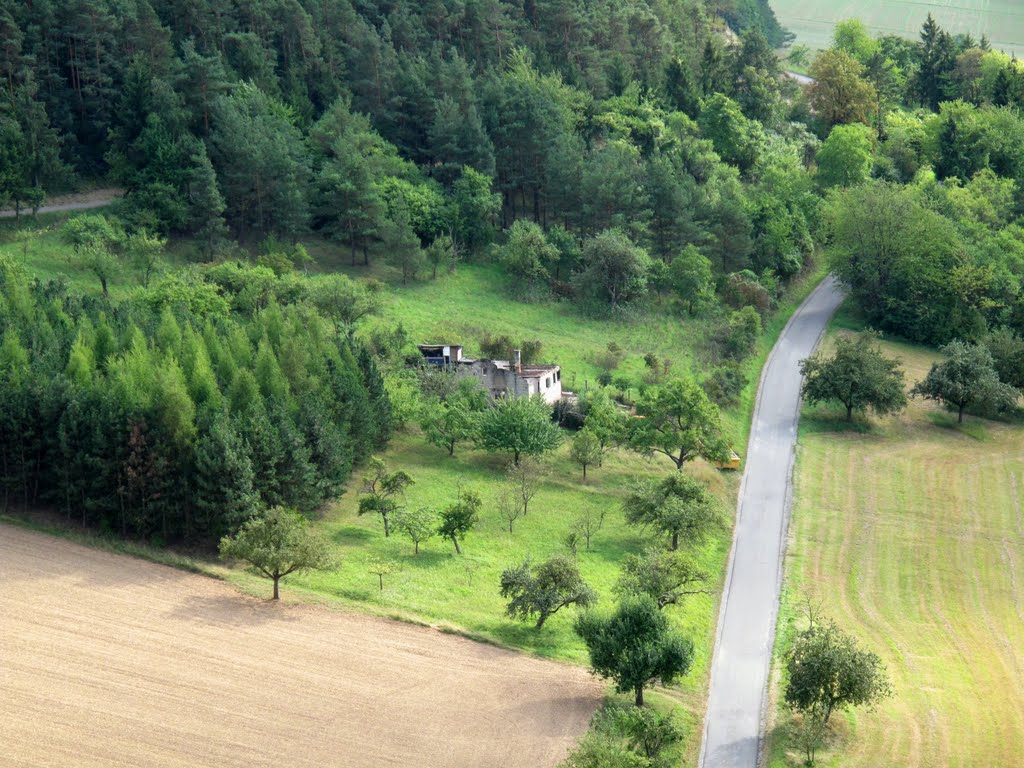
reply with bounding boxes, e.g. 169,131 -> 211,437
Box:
0,523 -> 602,768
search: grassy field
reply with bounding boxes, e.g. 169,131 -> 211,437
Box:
771,0 -> 1024,55
767,326 -> 1024,767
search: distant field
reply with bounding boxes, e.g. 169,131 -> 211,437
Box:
771,0 -> 1024,54
768,332 -> 1024,767
0,523 -> 600,768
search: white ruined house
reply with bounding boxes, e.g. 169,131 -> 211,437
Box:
417,344 -> 562,404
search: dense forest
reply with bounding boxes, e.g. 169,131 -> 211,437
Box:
1,2 -> 1023,543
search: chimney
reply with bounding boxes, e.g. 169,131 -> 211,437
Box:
513,349 -> 522,373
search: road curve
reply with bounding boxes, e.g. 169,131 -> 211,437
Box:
700,275 -> 845,768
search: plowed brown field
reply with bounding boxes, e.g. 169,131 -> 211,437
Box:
0,524 -> 602,768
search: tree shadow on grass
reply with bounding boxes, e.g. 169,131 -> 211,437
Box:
801,407 -> 874,435
332,525 -> 375,545
926,411 -> 990,441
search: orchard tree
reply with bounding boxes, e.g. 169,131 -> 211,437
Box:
575,596 -> 694,706
421,385 -> 486,456
623,473 -> 722,551
505,457 -> 546,516
911,341 -> 1018,422
800,332 -> 908,421
437,488 -> 481,554
628,376 -> 729,470
615,548 -> 709,608
393,506 -> 436,554
496,483 -> 525,533
500,556 -> 596,629
570,428 -> 603,479
572,508 -> 606,551
580,389 -> 627,460
476,395 -> 562,464
219,506 -> 336,600
785,619 -> 893,725
357,457 -> 414,537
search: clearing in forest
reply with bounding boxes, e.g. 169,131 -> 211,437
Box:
0,523 -> 601,768
768,335 -> 1024,767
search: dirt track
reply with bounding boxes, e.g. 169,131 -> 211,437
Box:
0,524 -> 601,767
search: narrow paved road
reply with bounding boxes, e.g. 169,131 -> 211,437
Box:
700,276 -> 845,768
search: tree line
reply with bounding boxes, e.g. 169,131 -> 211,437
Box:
0,252 -> 391,544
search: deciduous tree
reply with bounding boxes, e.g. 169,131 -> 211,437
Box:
437,487 -> 481,554
785,619 -> 893,724
357,457 -> 414,537
575,596 -> 693,706
623,473 -> 722,550
800,332 -> 907,421
911,340 -> 1018,422
628,377 -> 729,470
218,506 -> 335,600
476,395 -> 562,465
501,555 -> 596,629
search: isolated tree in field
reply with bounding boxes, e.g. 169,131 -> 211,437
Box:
571,429 -> 603,479
219,506 -> 335,600
393,506 -> 436,554
501,556 -> 596,629
496,483 -> 525,533
357,457 -> 414,537
426,233 -> 456,279
573,508 -> 606,551
505,456 -> 546,516
628,377 -> 729,471
799,332 -> 908,422
307,274 -> 382,330
476,395 -> 562,464
911,341 -> 1019,422
437,488 -> 481,554
580,389 -> 627,461
575,596 -> 694,706
421,385 -> 486,456
623,474 -> 722,551
785,619 -> 893,725
367,557 -> 395,591
615,548 -> 709,608
60,214 -> 125,297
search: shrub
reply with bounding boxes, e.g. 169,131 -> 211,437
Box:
703,363 -> 749,407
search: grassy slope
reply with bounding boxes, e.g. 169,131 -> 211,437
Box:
3,212 -> 826,763
766,317 -> 1024,767
770,0 -> 1024,55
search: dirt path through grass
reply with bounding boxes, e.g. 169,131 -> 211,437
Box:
0,523 -> 601,768
0,188 -> 122,218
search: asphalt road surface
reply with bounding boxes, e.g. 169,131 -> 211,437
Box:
700,275 -> 845,768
